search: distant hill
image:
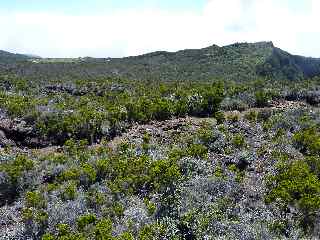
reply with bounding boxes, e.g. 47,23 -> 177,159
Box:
0,50 -> 32,63
1,41 -> 320,82
23,54 -> 42,59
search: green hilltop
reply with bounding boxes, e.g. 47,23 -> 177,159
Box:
1,41 -> 320,82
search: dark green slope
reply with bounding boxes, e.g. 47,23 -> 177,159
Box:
1,41 -> 320,82
257,46 -> 320,80
107,41 -> 275,81
0,50 -> 32,63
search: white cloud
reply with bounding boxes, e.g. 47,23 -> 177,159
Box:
0,0 -> 319,58
203,0 -> 320,57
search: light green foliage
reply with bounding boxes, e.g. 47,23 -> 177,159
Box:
0,92 -> 40,118
138,223 -> 166,240
94,218 -> 113,239
293,127 -> 320,155
96,158 -> 111,179
244,110 -> 258,122
266,160 -> 320,213
144,198 -> 157,216
142,132 -> 151,153
0,154 -> 34,183
255,89 -> 271,107
214,111 -> 225,124
58,168 -> 81,183
61,181 -> 78,201
86,189 -> 106,208
25,191 -> 46,209
117,232 -> 134,240
268,220 -> 288,237
232,133 -> 246,148
214,165 -> 224,178
112,202 -> 125,217
77,214 -> 97,230
42,233 -> 55,240
148,158 -> 182,192
186,144 -> 208,158
81,163 -> 97,185
197,121 -> 216,146
226,112 -> 240,122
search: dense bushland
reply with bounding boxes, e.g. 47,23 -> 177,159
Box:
2,63 -> 320,239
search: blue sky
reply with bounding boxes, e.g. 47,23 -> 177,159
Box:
0,0 -> 319,58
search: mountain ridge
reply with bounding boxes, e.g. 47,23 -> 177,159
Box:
0,50 -> 33,63
1,41 -> 320,82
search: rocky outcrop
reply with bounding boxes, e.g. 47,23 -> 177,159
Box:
0,130 -> 15,147
0,117 -> 48,148
306,91 -> 320,105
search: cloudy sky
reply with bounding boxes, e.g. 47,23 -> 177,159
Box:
0,0 -> 319,58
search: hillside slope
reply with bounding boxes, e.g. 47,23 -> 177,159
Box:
0,50 -> 32,63
1,42 -> 320,82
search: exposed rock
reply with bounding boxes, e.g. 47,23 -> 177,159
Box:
0,130 -> 15,147
306,91 -> 320,105
0,117 -> 47,148
0,172 -> 16,206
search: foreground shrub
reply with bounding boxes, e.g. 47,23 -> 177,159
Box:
255,90 -> 271,107
293,127 -> 320,155
266,159 -> 320,231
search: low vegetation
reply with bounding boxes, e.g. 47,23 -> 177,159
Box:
2,42 -> 320,239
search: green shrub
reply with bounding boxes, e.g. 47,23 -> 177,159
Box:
214,165 -> 224,178
58,168 -> 81,183
77,214 -> 97,230
138,223 -> 166,240
149,159 -> 181,192
142,132 -> 151,152
305,156 -> 320,177
25,191 -> 46,209
144,198 -> 157,216
41,233 -> 55,240
0,154 -> 34,184
61,181 -> 78,201
117,232 -> 134,240
226,112 -> 240,122
0,94 -> 37,117
244,110 -> 258,122
232,133 -> 246,148
57,223 -> 71,236
255,90 -> 270,107
268,220 -> 288,236
47,223 -> 87,240
266,160 -> 320,216
293,127 -> 320,155
186,144 -> 208,158
197,122 -> 216,145
94,218 -> 113,240
214,111 -> 225,124
96,158 -> 111,179
112,202 -> 125,217
81,163 -> 97,185
86,190 -> 106,208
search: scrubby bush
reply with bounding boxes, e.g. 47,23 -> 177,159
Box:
293,127 -> 320,155
255,90 -> 270,107
232,133 -> 246,148
244,110 -> 258,122
5,74 -> 320,239
221,97 -> 248,111
266,159 -> 320,231
226,111 -> 240,122
0,154 -> 35,204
